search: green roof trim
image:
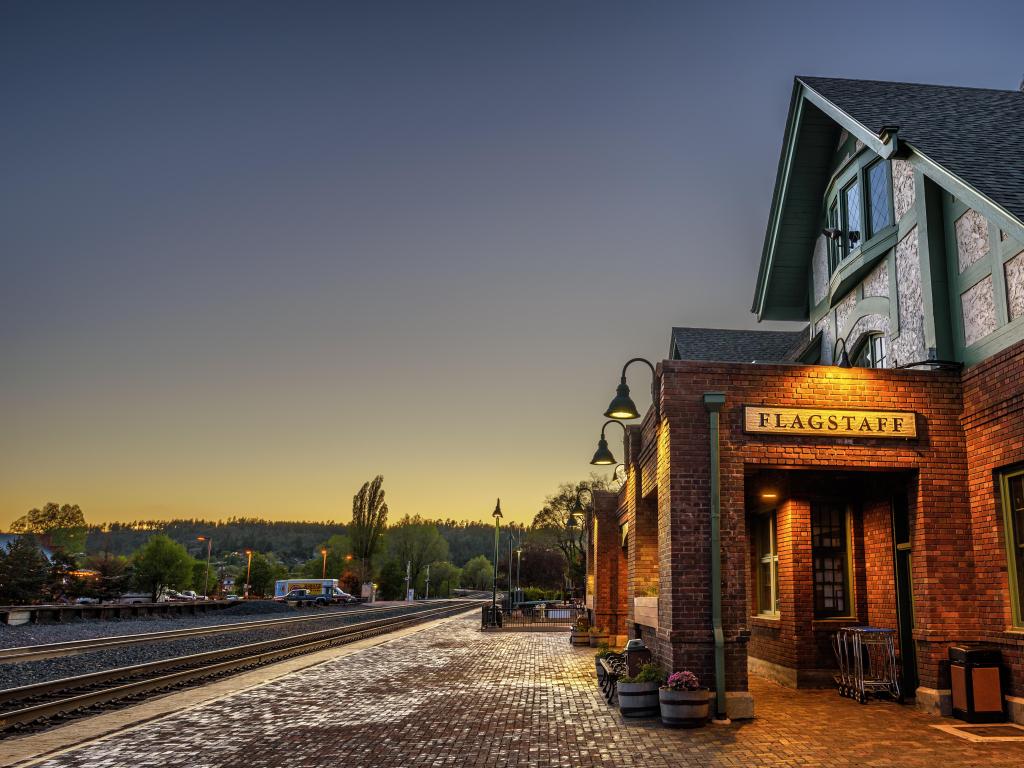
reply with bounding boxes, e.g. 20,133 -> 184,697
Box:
754,76 -> 1024,323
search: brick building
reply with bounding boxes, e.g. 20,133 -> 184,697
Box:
584,77 -> 1024,723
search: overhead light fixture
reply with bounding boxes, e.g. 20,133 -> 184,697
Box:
605,358 -> 659,420
760,492 -> 778,500
590,420 -> 628,466
822,228 -> 841,240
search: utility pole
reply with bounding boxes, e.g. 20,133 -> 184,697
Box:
425,564 -> 431,600
196,536 -> 212,598
405,560 -> 412,602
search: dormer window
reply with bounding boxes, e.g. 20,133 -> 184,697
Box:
825,158 -> 893,276
843,180 -> 862,253
866,160 -> 892,236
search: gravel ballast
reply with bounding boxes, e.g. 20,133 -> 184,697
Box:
0,603 -> 461,692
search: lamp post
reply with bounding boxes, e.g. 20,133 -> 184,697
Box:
590,420 -> 629,466
491,499 -> 502,623
605,357 -> 660,420
243,549 -> 253,598
320,547 -> 328,579
196,536 -> 212,599
514,543 -> 522,603
425,564 -> 430,600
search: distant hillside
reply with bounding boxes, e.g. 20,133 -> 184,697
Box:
86,517 -> 517,566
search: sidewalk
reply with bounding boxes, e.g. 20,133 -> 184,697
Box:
24,614 -> 1024,767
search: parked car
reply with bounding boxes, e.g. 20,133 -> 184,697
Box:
178,591 -> 199,601
225,594 -> 242,601
276,588 -> 328,606
74,596 -> 100,605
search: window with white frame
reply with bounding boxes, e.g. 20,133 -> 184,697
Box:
754,512 -> 779,615
855,332 -> 888,369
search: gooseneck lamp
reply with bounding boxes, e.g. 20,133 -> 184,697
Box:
590,420 -> 628,466
605,357 -> 659,420
833,336 -> 853,368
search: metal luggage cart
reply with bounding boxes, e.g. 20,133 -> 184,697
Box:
832,627 -> 901,704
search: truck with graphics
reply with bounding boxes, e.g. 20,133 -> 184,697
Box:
273,579 -> 356,604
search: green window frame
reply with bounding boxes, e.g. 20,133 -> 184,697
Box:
811,502 -> 851,618
754,511 -> 779,616
1000,467 -> 1024,627
866,160 -> 892,237
824,154 -> 894,278
843,180 -> 863,254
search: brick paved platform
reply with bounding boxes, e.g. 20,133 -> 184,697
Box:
26,613 -> 1024,767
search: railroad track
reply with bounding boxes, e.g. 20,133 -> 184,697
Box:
0,600 -> 482,734
0,602 -> 433,664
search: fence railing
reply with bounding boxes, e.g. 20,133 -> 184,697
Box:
482,603 -> 587,630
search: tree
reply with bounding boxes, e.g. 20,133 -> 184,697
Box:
461,555 -> 493,590
349,476 -> 388,582
532,475 -> 611,593
295,534 -> 353,580
385,515 -> 448,594
0,536 -> 50,604
420,560 -> 460,598
376,558 -> 406,600
11,502 -> 87,554
132,535 -> 194,601
83,552 -> 132,601
246,552 -> 288,597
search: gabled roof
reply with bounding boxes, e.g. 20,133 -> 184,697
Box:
670,326 -> 807,363
753,75 -> 1024,322
799,77 -> 1024,223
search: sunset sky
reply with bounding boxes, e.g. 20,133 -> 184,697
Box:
3,1 -> 1023,527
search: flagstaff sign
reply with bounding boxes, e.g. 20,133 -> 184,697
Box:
743,406 -> 917,439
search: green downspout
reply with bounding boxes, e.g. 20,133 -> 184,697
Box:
703,392 -> 727,720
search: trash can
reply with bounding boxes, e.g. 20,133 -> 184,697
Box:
624,638 -> 653,677
949,645 -> 1005,722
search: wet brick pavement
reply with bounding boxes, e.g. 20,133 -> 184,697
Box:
32,614 -> 1024,767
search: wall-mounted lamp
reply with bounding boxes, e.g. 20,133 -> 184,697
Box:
832,335 -> 853,369
821,228 -> 841,241
760,491 -> 778,501
605,358 -> 659,420
590,420 -> 628,465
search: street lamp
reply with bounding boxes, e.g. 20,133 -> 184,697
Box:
320,547 -> 328,579
491,499 -> 502,622
244,549 -> 253,598
605,357 -> 659,420
590,420 -> 628,465
196,536 -> 212,599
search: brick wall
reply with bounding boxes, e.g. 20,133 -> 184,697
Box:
595,340 -> 1024,703
962,339 -> 1024,697
590,490 -> 627,637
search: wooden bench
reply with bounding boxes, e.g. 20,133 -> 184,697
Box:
598,653 -> 626,703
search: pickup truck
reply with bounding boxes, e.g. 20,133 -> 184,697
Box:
278,588 -> 329,606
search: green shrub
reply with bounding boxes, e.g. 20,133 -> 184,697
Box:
594,642 -> 615,659
620,663 -> 663,684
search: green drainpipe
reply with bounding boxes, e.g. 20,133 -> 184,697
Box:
703,392 -> 727,720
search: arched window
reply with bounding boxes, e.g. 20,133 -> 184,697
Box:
854,332 -> 888,369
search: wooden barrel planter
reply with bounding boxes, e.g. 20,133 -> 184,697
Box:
617,681 -> 660,717
588,629 -> 609,647
659,688 -> 710,727
570,628 -> 590,646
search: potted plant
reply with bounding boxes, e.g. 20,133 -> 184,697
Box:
588,626 -> 609,647
594,642 -> 614,681
617,663 -> 662,717
659,670 -> 710,727
570,615 -> 590,646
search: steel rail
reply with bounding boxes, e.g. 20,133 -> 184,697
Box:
0,601 -> 482,731
0,602 -> 416,664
